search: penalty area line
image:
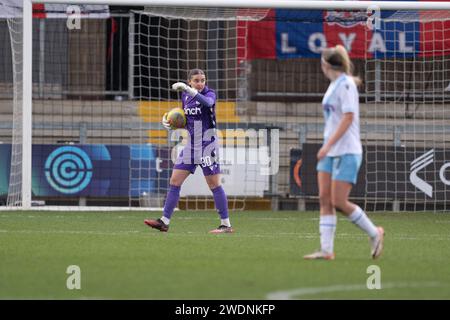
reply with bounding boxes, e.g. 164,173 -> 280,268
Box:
266,281 -> 442,299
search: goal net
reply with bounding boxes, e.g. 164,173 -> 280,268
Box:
2,1 -> 450,211
364,10 -> 450,211
132,6 -> 274,211
1,2 -> 275,210
2,4 -> 23,208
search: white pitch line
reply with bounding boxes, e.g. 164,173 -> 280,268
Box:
0,229 -> 317,238
0,229 -> 331,239
0,229 -> 142,236
266,281 -> 442,300
176,217 -> 321,221
0,214 -> 320,221
1,229 -> 450,241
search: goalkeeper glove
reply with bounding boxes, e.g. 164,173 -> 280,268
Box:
162,113 -> 171,130
172,82 -> 198,97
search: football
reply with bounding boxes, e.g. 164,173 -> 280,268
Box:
167,107 -> 187,129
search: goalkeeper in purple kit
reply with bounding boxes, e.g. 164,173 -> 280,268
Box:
144,69 -> 233,234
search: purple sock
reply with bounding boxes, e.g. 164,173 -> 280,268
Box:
212,186 -> 229,219
163,185 -> 181,219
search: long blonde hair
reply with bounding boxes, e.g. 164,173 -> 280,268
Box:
322,45 -> 362,86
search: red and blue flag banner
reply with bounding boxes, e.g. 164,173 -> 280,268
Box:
242,0 -> 450,60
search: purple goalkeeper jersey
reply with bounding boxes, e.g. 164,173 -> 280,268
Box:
174,85 -> 220,173
181,85 -> 217,147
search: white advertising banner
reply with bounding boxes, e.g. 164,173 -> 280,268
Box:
179,147 -> 270,197
0,1 -> 109,18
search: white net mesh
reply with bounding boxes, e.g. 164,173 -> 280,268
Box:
6,16 -> 23,207
364,10 -> 450,211
143,6 -> 269,21
132,8 -> 272,211
2,2 -> 450,211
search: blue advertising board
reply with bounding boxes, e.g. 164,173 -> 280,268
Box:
0,144 -> 168,198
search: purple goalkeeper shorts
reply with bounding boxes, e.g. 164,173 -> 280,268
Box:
174,145 -> 221,176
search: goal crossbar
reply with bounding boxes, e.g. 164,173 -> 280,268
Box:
30,0 -> 450,11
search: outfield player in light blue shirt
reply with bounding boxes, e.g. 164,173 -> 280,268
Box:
304,45 -> 384,260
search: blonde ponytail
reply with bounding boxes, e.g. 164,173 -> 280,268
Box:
322,45 -> 362,86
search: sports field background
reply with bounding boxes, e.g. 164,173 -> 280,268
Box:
1,211 -> 450,299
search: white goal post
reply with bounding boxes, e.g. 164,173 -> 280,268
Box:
12,0 -> 450,210
28,0 -> 450,10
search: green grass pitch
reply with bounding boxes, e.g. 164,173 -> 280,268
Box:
1,210 -> 450,299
